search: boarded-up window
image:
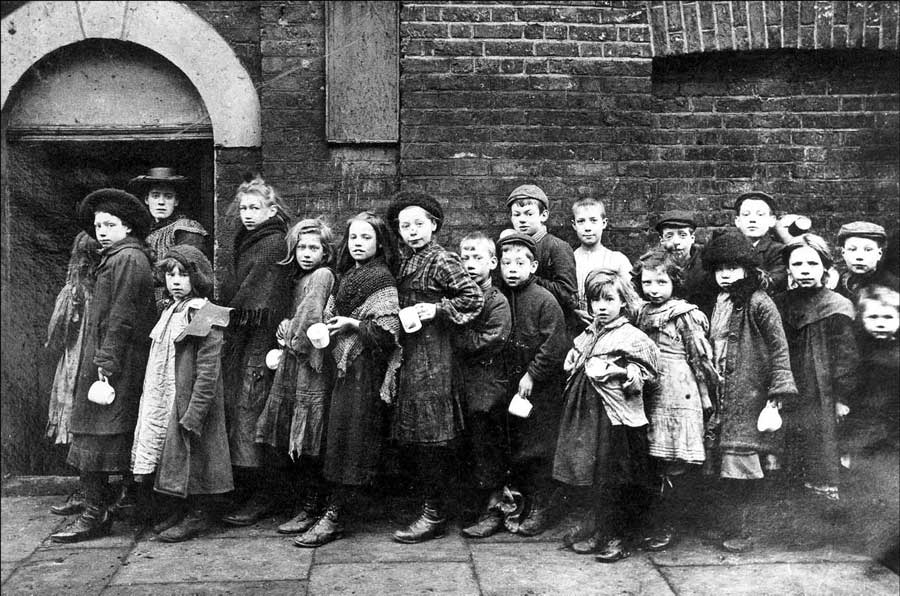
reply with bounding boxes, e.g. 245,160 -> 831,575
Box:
326,2 -> 399,143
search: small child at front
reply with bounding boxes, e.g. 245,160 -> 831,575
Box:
133,245 -> 234,542
703,231 -> 797,553
254,219 -> 337,536
570,198 -> 632,330
497,232 -> 569,537
454,233 -> 513,539
507,184 -> 578,317
553,269 -> 660,563
634,249 -> 719,552
776,234 -> 858,507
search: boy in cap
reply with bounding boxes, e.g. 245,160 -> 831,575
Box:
497,232 -> 569,536
836,221 -> 899,300
507,184 -> 578,317
732,191 -> 787,293
654,210 -> 716,315
570,198 -> 632,329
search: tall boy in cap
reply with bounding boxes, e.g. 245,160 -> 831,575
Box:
507,184 -> 578,317
654,210 -> 716,315
52,189 -> 156,543
836,221 -> 899,300
497,232 -> 569,536
732,191 -> 787,293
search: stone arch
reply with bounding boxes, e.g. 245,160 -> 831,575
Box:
647,1 -> 899,58
1,1 -> 261,147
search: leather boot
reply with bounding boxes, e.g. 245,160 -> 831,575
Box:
461,490 -> 504,539
515,491 -> 556,537
152,499 -> 188,535
50,489 -> 86,516
222,491 -> 274,527
278,493 -> 321,535
293,506 -> 343,548
50,504 -> 112,543
158,505 -> 212,543
108,482 -> 138,521
392,501 -> 447,544
595,537 -> 632,563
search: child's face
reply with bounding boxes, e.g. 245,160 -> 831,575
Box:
591,289 -> 624,326
787,245 -> 825,289
734,199 -> 776,240
165,265 -> 193,301
641,266 -> 674,304
93,212 -> 131,248
861,301 -> 900,340
715,264 -> 747,290
659,226 -> 695,259
510,200 -> 548,236
571,205 -> 607,248
145,184 -> 179,222
347,220 -> 378,264
459,240 -> 496,285
841,237 -> 883,275
239,191 -> 277,231
397,206 -> 436,250
295,232 -> 325,271
500,245 -> 537,288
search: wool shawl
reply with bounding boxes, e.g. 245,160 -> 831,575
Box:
326,258 -> 402,403
226,218 -> 290,327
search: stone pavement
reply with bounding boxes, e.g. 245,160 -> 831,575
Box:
2,495 -> 898,595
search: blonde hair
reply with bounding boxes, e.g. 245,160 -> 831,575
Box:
460,231 -> 496,258
279,218 -> 336,268
571,198 -> 607,219
857,285 -> 900,314
584,268 -> 642,321
229,175 -> 290,223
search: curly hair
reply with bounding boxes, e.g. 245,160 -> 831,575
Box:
279,218 -> 336,269
584,268 -> 642,321
335,211 -> 399,274
228,174 -> 290,224
634,249 -> 685,299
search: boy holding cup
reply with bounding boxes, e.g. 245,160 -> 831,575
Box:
497,232 -> 569,536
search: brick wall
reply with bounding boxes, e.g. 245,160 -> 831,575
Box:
400,2 -> 654,257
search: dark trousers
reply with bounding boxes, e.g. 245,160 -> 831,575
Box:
467,406 -> 508,492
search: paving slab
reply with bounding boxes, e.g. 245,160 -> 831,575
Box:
1,561 -> 17,584
312,523 -> 470,564
1,496 -> 67,561
1,547 -> 129,595
471,542 -> 675,596
309,561 -> 477,595
659,561 -> 900,596
101,579 -> 307,595
38,518 -> 143,550
203,514 -> 286,539
649,537 -> 872,566
110,536 -> 310,584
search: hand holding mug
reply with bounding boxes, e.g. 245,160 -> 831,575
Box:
415,302 -> 437,322
326,316 -> 359,335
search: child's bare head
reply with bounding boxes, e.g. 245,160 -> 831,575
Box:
281,218 -> 336,270
571,199 -> 607,248
459,232 -> 497,285
584,269 -> 641,324
635,249 -> 683,303
733,191 -> 777,240
783,233 -> 834,289
857,285 -> 899,340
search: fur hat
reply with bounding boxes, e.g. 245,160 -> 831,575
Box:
386,191 -> 444,233
162,245 -> 214,298
128,167 -> 188,196
703,230 -> 761,271
78,188 -> 153,240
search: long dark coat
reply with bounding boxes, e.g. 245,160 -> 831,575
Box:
70,237 -> 156,436
155,302 -> 234,498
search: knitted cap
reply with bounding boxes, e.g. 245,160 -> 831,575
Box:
386,191 -> 444,233
78,188 -> 153,240
162,244 -> 214,298
506,184 -> 549,210
703,230 -> 761,271
837,221 -> 886,244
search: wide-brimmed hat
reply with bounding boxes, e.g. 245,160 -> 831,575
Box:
162,245 -> 214,298
129,167 -> 188,195
78,188 -> 153,240
703,230 -> 761,271
386,191 -> 444,233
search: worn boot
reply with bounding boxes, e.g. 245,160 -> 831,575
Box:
152,498 -> 188,535
158,504 -> 212,543
222,491 -> 274,527
515,491 -> 557,537
461,490 -> 504,539
108,481 -> 138,521
278,493 -> 321,535
393,501 -> 447,544
293,505 -> 344,548
50,489 -> 86,516
50,504 -> 112,543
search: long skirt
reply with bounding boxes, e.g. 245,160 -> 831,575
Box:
67,433 -> 133,472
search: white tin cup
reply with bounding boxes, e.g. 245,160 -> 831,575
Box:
306,322 -> 331,349
508,393 -> 533,418
399,306 -> 422,333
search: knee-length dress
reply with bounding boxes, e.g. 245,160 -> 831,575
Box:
636,299 -> 717,465
322,258 -> 402,485
393,242 -> 483,446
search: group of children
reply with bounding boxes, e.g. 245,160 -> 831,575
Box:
46,179 -> 898,562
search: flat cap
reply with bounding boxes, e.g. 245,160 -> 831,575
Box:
497,231 -> 537,257
734,191 -> 776,212
655,210 -> 696,232
506,184 -> 549,210
837,221 -> 886,243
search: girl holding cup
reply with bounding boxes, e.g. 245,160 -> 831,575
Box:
294,211 -> 402,547
255,219 -> 337,535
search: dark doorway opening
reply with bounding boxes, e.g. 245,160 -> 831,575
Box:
2,138 -> 213,475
